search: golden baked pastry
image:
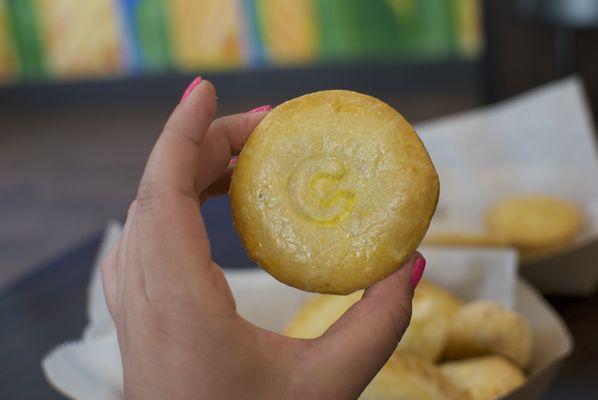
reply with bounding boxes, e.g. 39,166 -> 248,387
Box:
399,280 -> 464,361
444,301 -> 532,368
485,195 -> 582,251
360,353 -> 469,400
231,90 -> 439,294
441,356 -> 526,400
284,290 -> 362,339
285,280 -> 462,362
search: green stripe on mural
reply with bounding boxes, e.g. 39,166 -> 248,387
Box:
314,0 -> 457,61
314,0 -> 408,60
137,0 -> 171,70
5,0 -> 45,78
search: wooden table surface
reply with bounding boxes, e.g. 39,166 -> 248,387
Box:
0,195 -> 597,399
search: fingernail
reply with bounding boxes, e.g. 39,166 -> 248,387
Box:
247,105 -> 272,113
229,157 -> 237,167
411,254 -> 426,288
180,76 -> 202,102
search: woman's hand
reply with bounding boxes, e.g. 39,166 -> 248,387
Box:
101,77 -> 424,399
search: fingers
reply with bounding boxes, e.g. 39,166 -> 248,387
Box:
194,111 -> 269,193
309,253 -> 422,397
119,78 -> 271,299
140,79 -> 217,198
140,77 -> 269,201
199,166 -> 234,204
196,108 -> 270,202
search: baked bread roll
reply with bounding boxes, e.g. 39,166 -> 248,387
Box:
284,290 -> 362,339
444,301 -> 532,368
285,280 -> 462,362
485,195 -> 582,251
441,356 -> 526,400
399,280 -> 464,361
360,353 -> 469,400
231,90 -> 439,294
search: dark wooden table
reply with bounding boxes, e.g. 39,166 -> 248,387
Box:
1,196 -> 597,399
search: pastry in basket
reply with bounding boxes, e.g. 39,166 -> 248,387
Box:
440,355 -> 526,400
231,90 -> 439,294
285,280 -> 462,362
285,290 -> 362,339
399,280 -> 464,361
485,195 -> 582,252
444,301 -> 532,368
360,353 -> 469,400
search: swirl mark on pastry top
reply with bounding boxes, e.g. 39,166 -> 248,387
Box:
288,156 -> 355,225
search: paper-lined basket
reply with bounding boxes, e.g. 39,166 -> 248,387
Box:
418,76 -> 598,295
43,224 -> 572,400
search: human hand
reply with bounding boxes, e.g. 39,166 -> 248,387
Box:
101,77 -> 425,399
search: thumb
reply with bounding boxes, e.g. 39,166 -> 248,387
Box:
309,253 -> 424,398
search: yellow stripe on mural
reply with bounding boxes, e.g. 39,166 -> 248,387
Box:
35,0 -> 123,77
0,0 -> 15,80
168,0 -> 246,70
454,0 -> 483,58
258,0 -> 317,64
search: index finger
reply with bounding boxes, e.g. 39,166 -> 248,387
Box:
194,109 -> 271,193
140,77 -> 217,198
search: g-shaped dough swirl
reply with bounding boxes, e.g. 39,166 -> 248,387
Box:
288,156 -> 355,225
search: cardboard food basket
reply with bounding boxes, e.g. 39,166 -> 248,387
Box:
43,224 -> 573,400
419,77 -> 598,296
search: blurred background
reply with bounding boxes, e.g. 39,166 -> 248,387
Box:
0,0 -> 597,289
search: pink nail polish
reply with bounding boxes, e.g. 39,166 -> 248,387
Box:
229,157 -> 238,167
247,105 -> 272,113
180,76 -> 202,102
411,255 -> 426,288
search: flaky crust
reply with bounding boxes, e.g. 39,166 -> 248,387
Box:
284,291 -> 363,339
360,353 -> 469,400
441,356 -> 526,400
444,301 -> 533,368
230,90 -> 439,294
485,195 -> 582,250
285,280 -> 463,362
398,280 -> 464,361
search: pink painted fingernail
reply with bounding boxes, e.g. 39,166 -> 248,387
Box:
411,254 -> 426,288
229,157 -> 238,167
247,105 -> 272,113
180,76 -> 202,102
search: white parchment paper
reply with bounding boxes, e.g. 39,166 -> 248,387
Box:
416,77 -> 598,294
42,223 -> 571,400
417,76 -> 598,241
